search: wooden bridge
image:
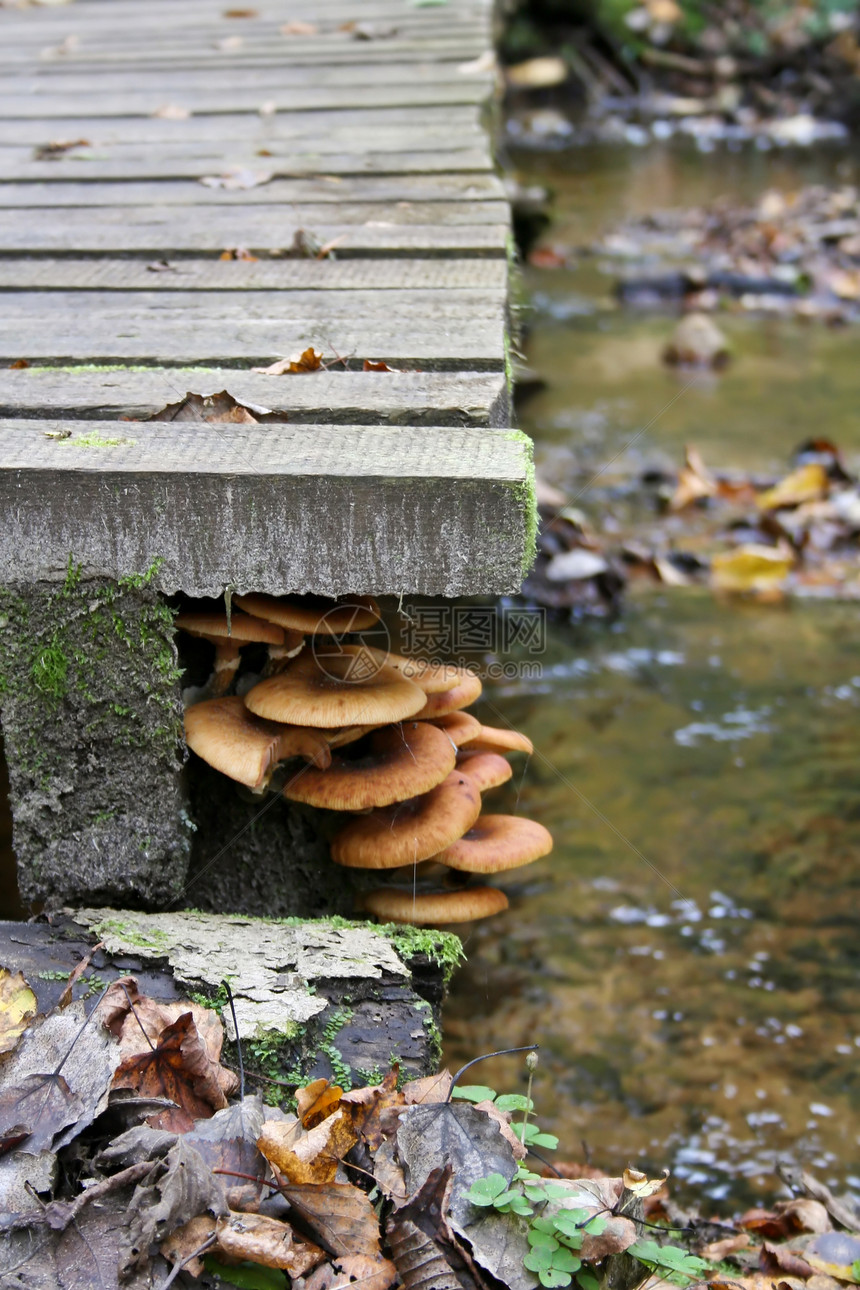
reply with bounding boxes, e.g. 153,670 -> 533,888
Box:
0,0 -> 532,598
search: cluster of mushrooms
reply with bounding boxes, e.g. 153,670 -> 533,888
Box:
178,594 -> 552,926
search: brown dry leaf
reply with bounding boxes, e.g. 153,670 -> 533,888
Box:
701,1233 -> 755,1260
147,390 -> 271,424
57,943 -> 103,1010
281,19 -> 317,34
776,1199 -> 833,1235
216,1210 -> 326,1274
332,1253 -> 398,1290
710,544 -> 794,592
111,1012 -> 229,1132
253,347 -> 323,375
224,6 -> 258,15
297,1078 -> 344,1128
387,1215 -> 461,1290
151,103 -> 190,119
0,1071 -> 83,1153
670,445 -> 718,511
474,1100 -> 527,1161
363,359 -> 393,372
402,1070 -> 452,1105
161,1214 -> 217,1278
0,968 -> 38,1057
340,1067 -> 404,1151
8,359 -> 29,370
258,1108 -> 357,1184
279,1181 -> 383,1259
760,1241 -> 816,1278
653,555 -> 690,586
621,1167 -> 669,1198
33,138 -> 89,160
220,246 -> 258,261
757,462 -> 829,511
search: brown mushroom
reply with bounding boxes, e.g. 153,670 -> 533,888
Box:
364,647 -> 464,694
416,670 -> 483,719
456,750 -> 513,791
243,647 -> 425,728
460,724 -> 534,756
184,695 -> 331,791
431,815 -> 552,873
176,610 -> 285,695
234,592 -> 380,635
361,885 -> 509,925
429,711 -> 482,747
330,770 -> 481,869
284,721 -> 456,811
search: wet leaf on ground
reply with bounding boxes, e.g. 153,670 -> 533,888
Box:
0,969 -> 37,1057
111,1012 -> 230,1131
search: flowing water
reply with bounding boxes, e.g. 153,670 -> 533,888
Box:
444,137 -> 860,1208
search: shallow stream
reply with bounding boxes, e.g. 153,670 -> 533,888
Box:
444,136 -> 860,1209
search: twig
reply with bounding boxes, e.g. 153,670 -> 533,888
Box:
221,980 -> 244,1099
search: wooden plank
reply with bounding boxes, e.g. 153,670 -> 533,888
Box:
0,419 -> 532,596
0,106 -> 484,146
0,210 -> 509,255
0,174 -> 506,208
0,258 -> 509,290
0,287 -> 506,319
0,367 -> 510,427
0,201 -> 506,230
0,82 -> 490,117
0,149 -> 495,181
0,315 -> 505,367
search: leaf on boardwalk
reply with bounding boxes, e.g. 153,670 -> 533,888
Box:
151,103 -> 190,119
221,246 -> 259,260
112,1012 -> 229,1132
281,20 -> 317,34
363,360 -> 394,372
33,138 -> 89,160
0,969 -> 37,1057
148,390 -> 272,424
216,1211 -> 326,1275
253,347 -> 323,375
201,167 -> 274,190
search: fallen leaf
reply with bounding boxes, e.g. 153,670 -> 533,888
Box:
701,1233 -> 755,1260
215,34 -> 244,49
151,103 -> 190,119
278,1182 -> 383,1259
0,969 -> 38,1056
387,1216 -> 462,1290
216,1210 -> 326,1275
340,1067 -> 404,1151
363,359 -> 394,372
528,246 -> 568,268
224,6 -> 259,15
253,347 -> 323,375
760,1241 -> 816,1278
710,544 -> 794,592
112,1012 -> 229,1132
473,1100 -> 527,1161
757,463 -> 829,511
296,1078 -> 345,1128
0,1073 -> 82,1155
8,359 -> 29,370
201,168 -> 274,190
332,1253 -> 398,1290
670,445 -> 718,511
147,390 -> 271,423
258,1108 -> 357,1184
187,1095 -> 271,1210
57,943 -> 103,1010
281,20 -> 317,34
161,1213 -> 217,1278
621,1167 -> 669,1198
33,138 -> 89,160
402,1070 -> 452,1104
126,1138 -> 228,1270
221,246 -> 258,261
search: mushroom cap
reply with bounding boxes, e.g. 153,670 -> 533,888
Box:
243,647 -> 425,728
176,610 -> 285,645
461,724 -> 534,756
326,723 -> 381,749
361,885 -> 509,925
331,770 -> 481,869
429,711 -> 482,747
431,814 -> 552,873
184,695 -> 331,790
234,593 -> 380,635
456,750 -> 513,791
284,720 -> 457,811
364,647 -> 465,694
416,670 -> 483,718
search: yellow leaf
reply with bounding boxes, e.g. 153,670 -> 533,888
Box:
258,1108 -> 358,1184
710,545 -> 794,592
0,968 -> 38,1057
756,462 -> 828,511
622,1167 -> 669,1198
669,446 -> 717,512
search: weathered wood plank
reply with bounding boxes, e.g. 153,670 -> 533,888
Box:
0,288 -> 505,319
0,420 -> 532,596
0,174 -> 505,208
0,150 -> 493,181
0,106 -> 485,147
0,81 -> 490,117
0,210 -> 509,256
0,367 -> 510,427
0,258 -> 509,290
0,316 -> 505,367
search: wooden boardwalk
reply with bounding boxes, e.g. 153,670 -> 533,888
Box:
0,0 -> 533,597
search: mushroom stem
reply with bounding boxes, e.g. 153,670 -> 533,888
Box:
211,641 -> 242,695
